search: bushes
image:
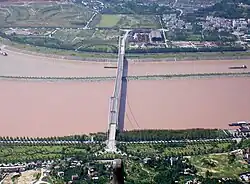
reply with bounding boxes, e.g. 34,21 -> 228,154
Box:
117,129 -> 229,141
127,46 -> 246,54
117,141 -> 236,158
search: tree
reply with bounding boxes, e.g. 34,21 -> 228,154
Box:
228,153 -> 236,164
205,170 -> 212,178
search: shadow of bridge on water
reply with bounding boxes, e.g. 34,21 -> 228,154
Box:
118,57 -> 128,131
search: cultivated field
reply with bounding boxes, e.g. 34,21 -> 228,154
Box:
95,14 -> 160,28
0,2 -> 94,27
0,2 -> 160,28
1,27 -> 120,52
97,14 -> 121,27
0,145 -> 100,162
116,14 -> 160,28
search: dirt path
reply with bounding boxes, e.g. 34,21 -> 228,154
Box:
1,170 -> 39,184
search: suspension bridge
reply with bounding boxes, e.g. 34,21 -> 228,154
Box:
106,31 -> 130,152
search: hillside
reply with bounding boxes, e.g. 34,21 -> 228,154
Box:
190,0 -> 250,19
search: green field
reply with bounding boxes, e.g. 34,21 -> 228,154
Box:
2,32 -> 250,60
0,27 -> 120,53
116,14 -> 160,28
189,153 -> 250,178
4,41 -> 117,59
0,145 -> 103,163
119,141 -> 235,157
98,14 -> 121,27
0,3 -> 94,27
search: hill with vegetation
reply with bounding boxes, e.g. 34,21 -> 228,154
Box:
189,0 -> 250,19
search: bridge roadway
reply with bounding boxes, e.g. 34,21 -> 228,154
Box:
106,31 -> 129,152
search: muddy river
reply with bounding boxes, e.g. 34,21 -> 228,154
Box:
0,77 -> 249,137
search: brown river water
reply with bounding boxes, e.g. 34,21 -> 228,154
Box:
0,78 -> 249,137
0,49 -> 250,136
1,49 -> 250,76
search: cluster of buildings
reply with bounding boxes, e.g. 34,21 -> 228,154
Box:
0,158 -> 113,183
201,16 -> 250,33
160,13 -> 250,47
202,16 -> 233,31
53,158 -> 113,183
163,14 -> 192,30
172,41 -> 218,48
127,29 -> 165,49
228,148 -> 250,182
240,172 -> 250,183
126,28 -> 225,49
163,13 -> 250,34
0,160 -> 53,182
0,160 -> 55,174
229,121 -> 250,137
155,11 -> 250,48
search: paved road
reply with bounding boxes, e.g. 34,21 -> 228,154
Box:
106,31 -> 131,152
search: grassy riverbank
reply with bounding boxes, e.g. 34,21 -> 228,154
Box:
2,38 -> 250,61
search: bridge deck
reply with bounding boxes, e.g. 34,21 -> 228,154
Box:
106,31 -> 129,152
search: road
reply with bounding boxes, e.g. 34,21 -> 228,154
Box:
34,168 -> 50,184
106,31 -> 130,152
158,17 -> 168,48
172,0 -> 183,17
84,12 -> 97,29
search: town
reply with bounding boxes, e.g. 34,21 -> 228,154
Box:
1,0 -> 250,55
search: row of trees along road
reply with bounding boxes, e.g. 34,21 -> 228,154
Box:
116,129 -> 230,141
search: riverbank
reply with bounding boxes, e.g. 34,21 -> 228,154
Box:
2,39 -> 250,62
0,72 -> 250,82
1,48 -> 250,77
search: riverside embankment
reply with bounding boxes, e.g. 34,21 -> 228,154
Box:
4,44 -> 250,62
0,72 -> 250,82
